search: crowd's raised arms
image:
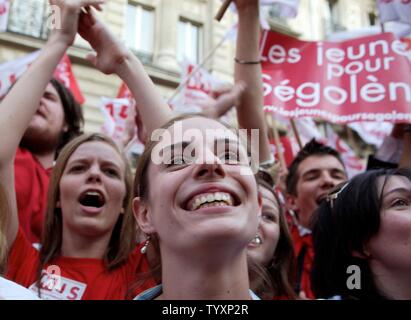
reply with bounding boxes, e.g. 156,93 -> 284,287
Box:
0,0 -> 410,301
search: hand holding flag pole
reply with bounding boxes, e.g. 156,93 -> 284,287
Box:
215,0 -> 232,22
290,119 -> 303,150
266,114 -> 286,174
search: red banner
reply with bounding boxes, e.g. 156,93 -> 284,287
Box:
261,31 -> 411,123
0,52 -> 84,104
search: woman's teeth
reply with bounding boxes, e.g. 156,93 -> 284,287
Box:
251,235 -> 262,246
190,192 -> 233,211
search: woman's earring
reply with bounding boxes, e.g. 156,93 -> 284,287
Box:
140,235 -> 151,254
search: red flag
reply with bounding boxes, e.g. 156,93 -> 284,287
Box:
53,54 -> 85,104
269,136 -> 296,167
116,82 -> 133,100
0,52 -> 84,104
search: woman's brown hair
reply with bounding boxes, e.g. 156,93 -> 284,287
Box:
36,133 -> 136,296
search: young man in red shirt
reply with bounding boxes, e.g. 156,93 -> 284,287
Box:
286,139 -> 347,298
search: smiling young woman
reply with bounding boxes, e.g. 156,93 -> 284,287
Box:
132,114 -> 262,300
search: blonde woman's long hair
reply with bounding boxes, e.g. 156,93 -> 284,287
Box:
36,133 -> 136,296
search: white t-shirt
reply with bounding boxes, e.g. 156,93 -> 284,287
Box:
0,276 -> 39,300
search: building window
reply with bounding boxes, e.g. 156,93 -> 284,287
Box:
324,0 -> 345,35
268,5 -> 288,25
177,19 -> 202,64
125,3 -> 155,63
368,11 -> 376,26
7,0 -> 49,39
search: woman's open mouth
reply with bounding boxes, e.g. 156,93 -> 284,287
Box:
78,190 -> 106,209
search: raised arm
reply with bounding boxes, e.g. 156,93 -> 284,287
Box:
78,8 -> 172,135
200,82 -> 245,119
233,0 -> 272,163
0,0 -> 104,247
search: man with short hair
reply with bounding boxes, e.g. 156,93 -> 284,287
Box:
286,139 -> 347,298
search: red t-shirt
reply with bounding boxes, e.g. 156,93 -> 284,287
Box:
14,148 -> 51,244
6,228 -> 156,300
291,226 -> 315,299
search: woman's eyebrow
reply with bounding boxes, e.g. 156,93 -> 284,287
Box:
161,141 -> 191,155
67,157 -> 89,165
100,159 -> 122,170
382,188 -> 411,199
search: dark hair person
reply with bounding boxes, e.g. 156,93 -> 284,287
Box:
312,168 -> 411,300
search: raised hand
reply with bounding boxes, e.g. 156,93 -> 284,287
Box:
233,0 -> 272,163
78,7 -> 130,74
79,5 -> 172,135
48,0 -> 105,47
232,0 -> 259,11
201,82 -> 246,119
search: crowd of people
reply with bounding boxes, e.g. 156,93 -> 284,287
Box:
0,0 -> 410,300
